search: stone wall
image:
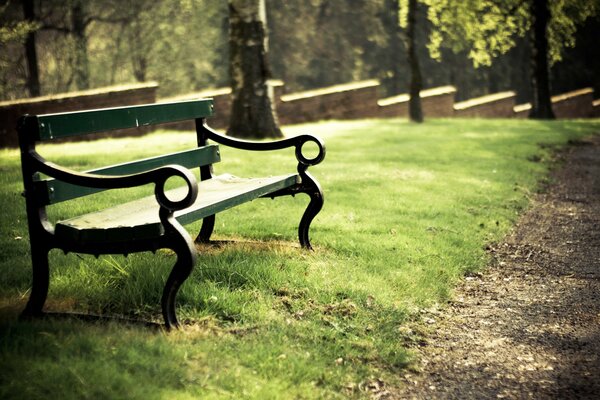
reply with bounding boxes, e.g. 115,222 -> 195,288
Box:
0,82 -> 158,148
513,88 -> 595,119
453,91 -> 516,118
377,86 -> 456,118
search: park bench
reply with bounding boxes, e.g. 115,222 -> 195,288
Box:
17,99 -> 325,329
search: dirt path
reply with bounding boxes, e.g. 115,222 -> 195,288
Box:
392,136 -> 600,399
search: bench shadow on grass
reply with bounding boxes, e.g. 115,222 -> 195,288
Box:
194,238 -> 304,253
0,302 -> 165,331
1,238 -> 305,331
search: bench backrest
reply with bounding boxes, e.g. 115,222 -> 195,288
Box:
23,99 -> 214,141
19,99 -> 219,206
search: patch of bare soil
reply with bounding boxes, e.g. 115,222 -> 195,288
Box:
392,136 -> 600,399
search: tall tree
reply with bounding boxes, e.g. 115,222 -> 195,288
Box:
227,0 -> 281,138
71,0 -> 89,90
425,0 -> 597,117
406,0 -> 423,122
39,0 -> 91,91
37,0 -> 142,92
22,0 -> 40,96
529,0 -> 554,119
121,0 -> 158,83
380,0 -> 406,96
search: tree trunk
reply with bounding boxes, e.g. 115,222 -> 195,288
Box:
382,0 -> 404,96
407,0 -> 423,123
22,0 -> 41,97
227,0 -> 282,138
528,0 -> 554,119
72,0 -> 90,90
130,22 -> 147,82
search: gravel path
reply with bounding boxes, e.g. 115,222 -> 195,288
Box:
392,136 -> 600,399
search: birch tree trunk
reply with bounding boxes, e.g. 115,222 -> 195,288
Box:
227,0 -> 282,138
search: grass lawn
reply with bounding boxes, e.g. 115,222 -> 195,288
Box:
1,118 -> 599,399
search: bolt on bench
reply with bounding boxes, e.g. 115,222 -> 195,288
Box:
18,99 -> 325,329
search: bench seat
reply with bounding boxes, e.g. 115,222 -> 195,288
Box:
55,173 -> 300,245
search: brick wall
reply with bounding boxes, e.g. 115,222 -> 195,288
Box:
162,80 -> 382,129
159,87 -> 232,131
0,82 -> 158,148
160,80 -> 380,130
159,80 -> 285,131
377,86 -> 456,118
513,103 -> 530,119
277,80 -> 380,125
552,88 -> 594,118
453,91 -> 516,118
5,80 -> 593,149
513,88 -> 595,119
593,99 -> 600,118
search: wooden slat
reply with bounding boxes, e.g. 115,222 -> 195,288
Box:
36,145 -> 221,205
54,174 -> 300,244
34,99 -> 213,140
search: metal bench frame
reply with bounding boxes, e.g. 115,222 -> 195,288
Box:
17,99 -> 325,329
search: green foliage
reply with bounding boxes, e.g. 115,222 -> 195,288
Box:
547,0 -> 600,63
0,2 -> 38,99
0,20 -> 37,46
269,0 -> 387,92
424,0 -> 527,67
0,0 -> 228,99
423,0 -> 599,67
0,1 -> 597,115
1,119 -> 599,398
113,0 -> 228,94
85,0 -> 228,95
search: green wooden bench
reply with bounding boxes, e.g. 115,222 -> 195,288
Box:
17,99 -> 325,329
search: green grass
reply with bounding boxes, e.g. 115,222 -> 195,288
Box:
1,118 -> 599,398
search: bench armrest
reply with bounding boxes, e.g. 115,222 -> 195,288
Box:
28,151 -> 198,212
201,123 -> 326,170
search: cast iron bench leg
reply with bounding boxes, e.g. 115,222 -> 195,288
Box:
195,215 -> 215,244
21,245 -> 50,317
298,171 -> 324,250
161,216 -> 197,330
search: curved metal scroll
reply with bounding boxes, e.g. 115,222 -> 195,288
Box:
197,122 -> 326,250
198,122 -> 326,171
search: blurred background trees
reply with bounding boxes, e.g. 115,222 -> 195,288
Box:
421,0 -> 599,118
1,0 -> 598,108
1,0 -> 228,99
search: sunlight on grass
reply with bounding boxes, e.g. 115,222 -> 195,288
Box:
1,118 -> 599,398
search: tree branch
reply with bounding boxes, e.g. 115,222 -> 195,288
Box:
86,15 -> 132,26
41,24 -> 71,34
